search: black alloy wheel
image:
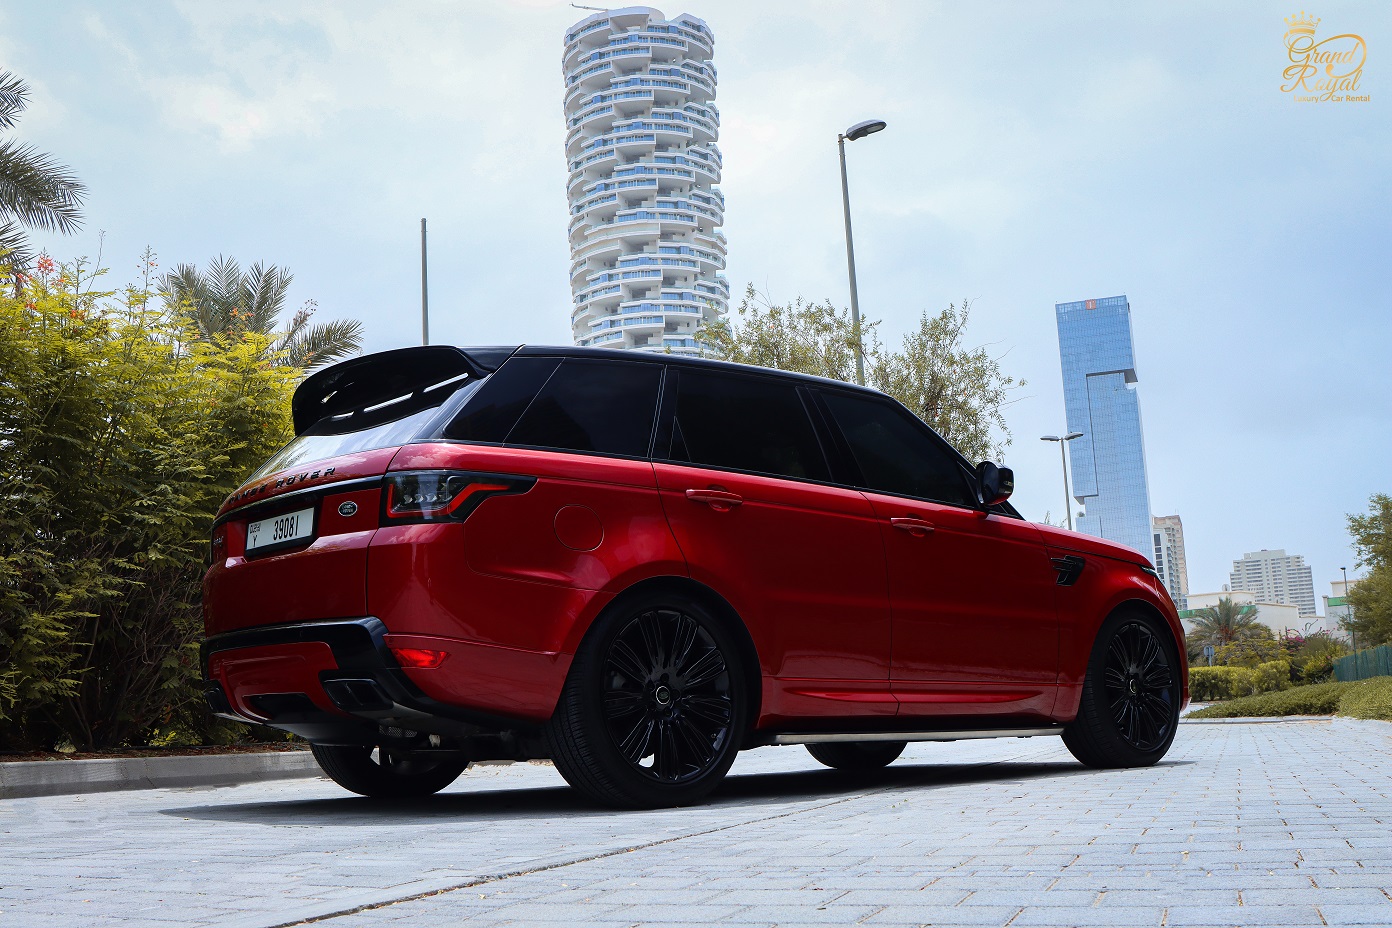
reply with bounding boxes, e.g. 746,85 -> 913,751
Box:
806,740 -> 907,771
547,593 -> 748,808
310,743 -> 468,798
602,608 -> 734,782
1062,610 -> 1182,769
1103,621 -> 1176,751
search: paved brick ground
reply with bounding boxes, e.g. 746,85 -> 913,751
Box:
2,719 -> 1390,928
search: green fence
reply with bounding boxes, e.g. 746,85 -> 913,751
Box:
1334,645 -> 1392,682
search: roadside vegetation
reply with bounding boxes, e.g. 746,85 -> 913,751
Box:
1188,677 -> 1392,721
699,286 -> 1023,462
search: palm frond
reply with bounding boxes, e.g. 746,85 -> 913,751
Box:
280,318 -> 364,370
242,261 -> 291,334
0,139 -> 86,234
0,70 -> 28,131
0,218 -> 35,272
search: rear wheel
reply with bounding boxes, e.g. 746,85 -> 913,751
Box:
547,593 -> 749,809
806,740 -> 906,770
1063,610 -> 1181,769
310,743 -> 468,798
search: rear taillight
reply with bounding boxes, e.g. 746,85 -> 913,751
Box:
391,647 -> 447,669
382,471 -> 533,524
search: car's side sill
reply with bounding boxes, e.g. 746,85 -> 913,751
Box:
770,727 -> 1063,745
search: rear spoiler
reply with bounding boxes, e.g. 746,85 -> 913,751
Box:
291,345 -> 519,436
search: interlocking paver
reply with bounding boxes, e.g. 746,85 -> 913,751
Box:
3,720 -> 1391,927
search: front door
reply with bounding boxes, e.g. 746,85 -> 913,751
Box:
815,388 -> 1059,719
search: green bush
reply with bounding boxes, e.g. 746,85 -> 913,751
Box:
1189,666 -> 1256,700
1252,660 -> 1293,694
0,258 -> 296,751
1336,677 -> 1392,721
1188,681 -> 1351,718
1189,661 -> 1292,701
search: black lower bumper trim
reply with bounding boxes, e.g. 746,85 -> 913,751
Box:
201,617 -> 539,738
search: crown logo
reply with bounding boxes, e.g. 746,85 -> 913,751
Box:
1285,11 -> 1320,36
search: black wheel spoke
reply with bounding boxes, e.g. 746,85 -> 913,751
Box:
680,693 -> 731,726
680,648 -> 726,689
617,716 -> 655,762
607,640 -> 649,684
603,688 -> 645,720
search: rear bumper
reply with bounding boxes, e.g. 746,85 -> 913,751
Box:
201,618 -> 544,742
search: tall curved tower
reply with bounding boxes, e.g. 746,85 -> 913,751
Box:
563,7 -> 727,354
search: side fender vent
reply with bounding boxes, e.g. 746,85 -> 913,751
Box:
1051,555 -> 1086,587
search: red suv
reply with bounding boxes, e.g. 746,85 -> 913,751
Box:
202,345 -> 1187,808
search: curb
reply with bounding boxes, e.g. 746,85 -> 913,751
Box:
1180,715 -> 1335,725
0,750 -> 322,800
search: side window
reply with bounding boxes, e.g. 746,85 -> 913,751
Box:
444,356 -> 559,443
503,359 -> 662,457
820,390 -> 977,507
664,370 -> 829,481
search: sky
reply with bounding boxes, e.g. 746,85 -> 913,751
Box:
4,1 -> 1389,604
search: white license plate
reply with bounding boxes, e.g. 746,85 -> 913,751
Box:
245,507 -> 315,554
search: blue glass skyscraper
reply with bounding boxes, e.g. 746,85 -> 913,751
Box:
1055,295 -> 1154,559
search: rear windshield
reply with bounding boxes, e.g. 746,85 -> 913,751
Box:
247,379 -> 482,481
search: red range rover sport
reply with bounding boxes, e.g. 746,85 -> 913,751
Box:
202,345 -> 1188,808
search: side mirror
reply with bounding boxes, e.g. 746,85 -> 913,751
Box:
976,461 -> 1014,507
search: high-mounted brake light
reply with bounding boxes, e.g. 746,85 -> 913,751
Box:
382,471 -> 534,524
390,647 -> 448,669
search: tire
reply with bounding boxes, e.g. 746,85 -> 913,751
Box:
546,592 -> 750,809
1062,609 -> 1182,769
310,743 -> 468,798
806,740 -> 906,770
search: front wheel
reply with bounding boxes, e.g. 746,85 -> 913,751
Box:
547,593 -> 749,809
807,740 -> 906,770
310,744 -> 468,798
1062,610 -> 1181,769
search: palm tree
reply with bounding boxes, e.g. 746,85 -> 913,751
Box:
0,70 -> 86,271
161,255 -> 363,371
1187,596 -> 1264,661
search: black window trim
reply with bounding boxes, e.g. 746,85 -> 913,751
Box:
649,365 -> 838,488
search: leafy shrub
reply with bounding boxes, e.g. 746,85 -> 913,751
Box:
1189,661 -> 1292,700
1252,660 -> 1293,694
1189,666 -> 1256,700
0,258 -> 296,750
1188,681 -> 1351,718
1212,636 -> 1284,667
1336,677 -> 1392,721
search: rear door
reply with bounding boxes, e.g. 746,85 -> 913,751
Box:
653,368 -> 893,722
814,388 -> 1059,718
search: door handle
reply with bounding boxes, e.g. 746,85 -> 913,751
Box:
890,517 -> 935,537
686,488 -> 743,511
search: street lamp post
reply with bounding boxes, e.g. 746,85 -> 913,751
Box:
1342,566 -> 1354,650
837,118 -> 887,386
1040,432 -> 1084,530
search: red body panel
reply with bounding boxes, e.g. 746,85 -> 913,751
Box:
653,462 -> 894,724
207,642 -> 344,720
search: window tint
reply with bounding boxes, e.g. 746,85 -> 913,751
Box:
444,357 -> 560,443
665,370 -> 828,481
820,391 -> 976,506
503,359 -> 662,457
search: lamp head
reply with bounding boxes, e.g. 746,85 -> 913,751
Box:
842,119 -> 887,141
1040,435 -> 1060,442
